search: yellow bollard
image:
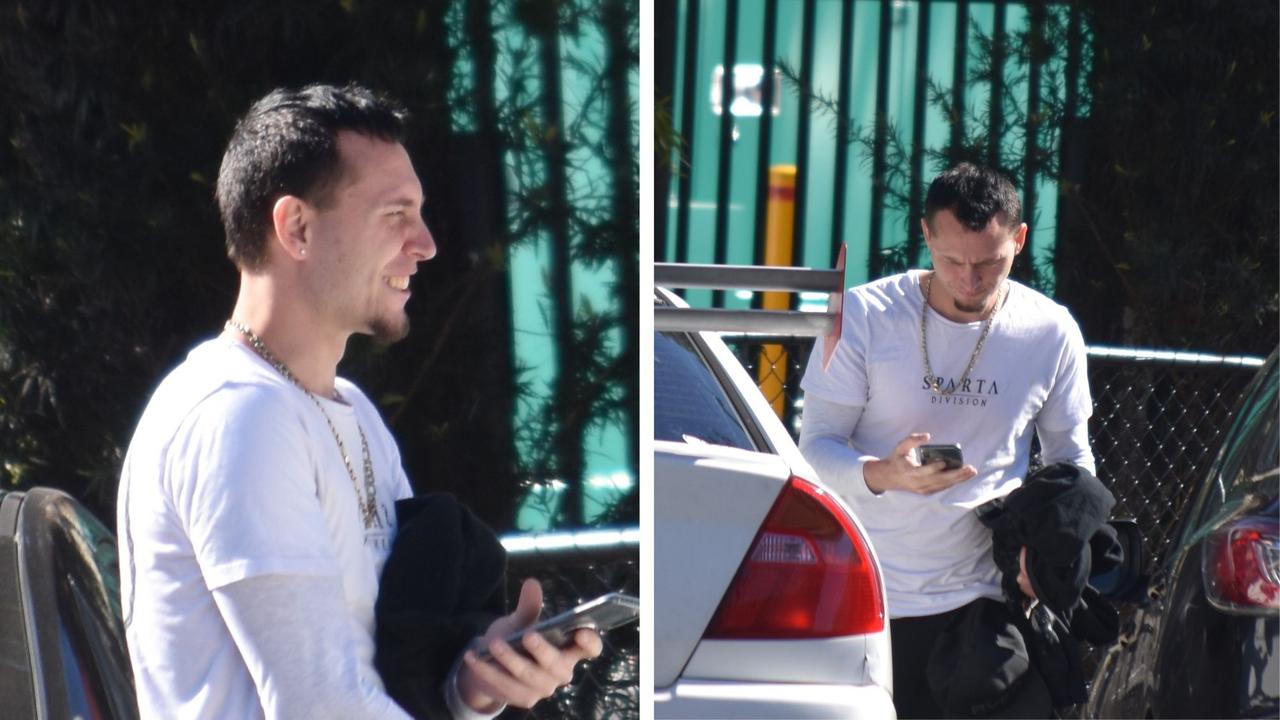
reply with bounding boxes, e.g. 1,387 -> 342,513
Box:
758,166 -> 796,419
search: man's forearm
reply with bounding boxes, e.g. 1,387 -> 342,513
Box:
798,395 -> 881,497
213,574 -> 412,720
1037,420 -> 1096,475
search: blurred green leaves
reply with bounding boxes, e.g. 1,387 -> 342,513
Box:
0,0 -> 638,531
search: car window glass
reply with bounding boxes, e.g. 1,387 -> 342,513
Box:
1178,359 -> 1279,555
48,501 -> 138,718
0,495 -> 35,717
654,331 -> 756,451
1228,395 -> 1279,502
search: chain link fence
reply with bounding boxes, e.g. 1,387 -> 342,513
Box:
723,335 -> 1266,570
1084,351 -> 1263,567
498,533 -> 639,720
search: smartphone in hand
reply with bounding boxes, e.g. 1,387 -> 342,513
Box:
475,592 -> 639,661
916,443 -> 964,470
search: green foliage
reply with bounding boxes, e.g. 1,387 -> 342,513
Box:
485,0 -> 638,526
784,1 -> 1277,355
0,1 -> 237,516
1058,1 -> 1278,354
781,5 -> 1073,295
0,0 -> 638,530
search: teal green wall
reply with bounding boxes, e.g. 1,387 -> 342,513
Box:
501,18 -> 636,531
667,0 -> 1071,303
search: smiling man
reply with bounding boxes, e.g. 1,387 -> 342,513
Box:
117,84 -> 599,719
798,163 -> 1095,718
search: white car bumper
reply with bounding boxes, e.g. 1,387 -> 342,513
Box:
655,679 -> 896,719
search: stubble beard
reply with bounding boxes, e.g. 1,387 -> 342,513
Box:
950,281 -> 1003,317
369,311 -> 410,345
953,296 -> 990,315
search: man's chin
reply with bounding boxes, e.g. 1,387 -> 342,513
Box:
953,293 -> 996,315
369,315 -> 410,345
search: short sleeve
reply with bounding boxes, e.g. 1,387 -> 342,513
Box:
1036,316 -> 1094,432
800,290 -> 869,407
394,465 -> 414,502
339,379 -> 415,502
167,385 -> 340,589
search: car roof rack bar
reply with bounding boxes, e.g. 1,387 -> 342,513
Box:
655,249 -> 847,338
654,307 -> 835,335
654,262 -> 843,293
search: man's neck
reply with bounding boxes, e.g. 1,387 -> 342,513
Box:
228,277 -> 348,399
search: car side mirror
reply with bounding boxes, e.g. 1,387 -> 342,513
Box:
1090,518 -> 1149,604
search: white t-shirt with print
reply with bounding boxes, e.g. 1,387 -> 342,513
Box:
800,270 -> 1093,617
118,337 -> 413,718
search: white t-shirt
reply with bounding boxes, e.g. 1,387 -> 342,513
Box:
118,337 -> 414,718
800,270 -> 1093,617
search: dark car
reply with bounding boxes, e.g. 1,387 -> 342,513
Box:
1087,350 -> 1279,718
0,487 -> 139,719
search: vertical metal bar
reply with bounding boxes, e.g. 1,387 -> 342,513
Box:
603,0 -> 638,481
467,1 -> 499,140
1054,2 -> 1083,273
655,0 -> 678,264
534,9 -> 582,525
791,0 -> 816,297
1063,2 -> 1081,125
907,0 -> 931,266
712,0 -> 741,307
829,0 -> 856,267
751,0 -> 780,277
759,167 -> 797,419
1018,1 -> 1045,283
674,0 -> 702,267
988,0 -> 1007,170
868,0 -> 892,279
949,0 -> 968,164
463,0 -> 515,472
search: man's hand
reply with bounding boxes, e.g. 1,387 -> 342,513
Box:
862,432 -> 977,494
456,578 -> 604,712
1017,546 -> 1038,601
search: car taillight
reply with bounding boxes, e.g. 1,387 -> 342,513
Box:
1202,515 -> 1280,615
705,475 -> 885,638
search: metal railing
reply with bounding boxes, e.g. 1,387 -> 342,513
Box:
655,261 -> 842,335
719,335 -> 1266,569
497,529 -> 640,720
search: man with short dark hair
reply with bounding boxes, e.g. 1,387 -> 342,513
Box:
117,84 -> 600,719
799,163 -> 1095,718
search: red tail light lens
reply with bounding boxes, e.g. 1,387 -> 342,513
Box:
705,475 -> 885,638
1202,515 -> 1280,615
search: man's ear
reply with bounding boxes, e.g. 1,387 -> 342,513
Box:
920,217 -> 938,259
270,195 -> 310,261
1012,222 -> 1029,255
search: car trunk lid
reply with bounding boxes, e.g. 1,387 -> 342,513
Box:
654,441 -> 791,688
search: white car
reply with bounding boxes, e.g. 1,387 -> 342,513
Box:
654,289 -> 895,719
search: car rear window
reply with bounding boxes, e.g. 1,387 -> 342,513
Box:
1206,360 -> 1278,506
1177,355 -> 1279,558
655,331 -> 756,451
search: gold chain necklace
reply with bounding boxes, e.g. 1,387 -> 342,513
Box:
920,273 -> 1007,396
226,321 -> 382,529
